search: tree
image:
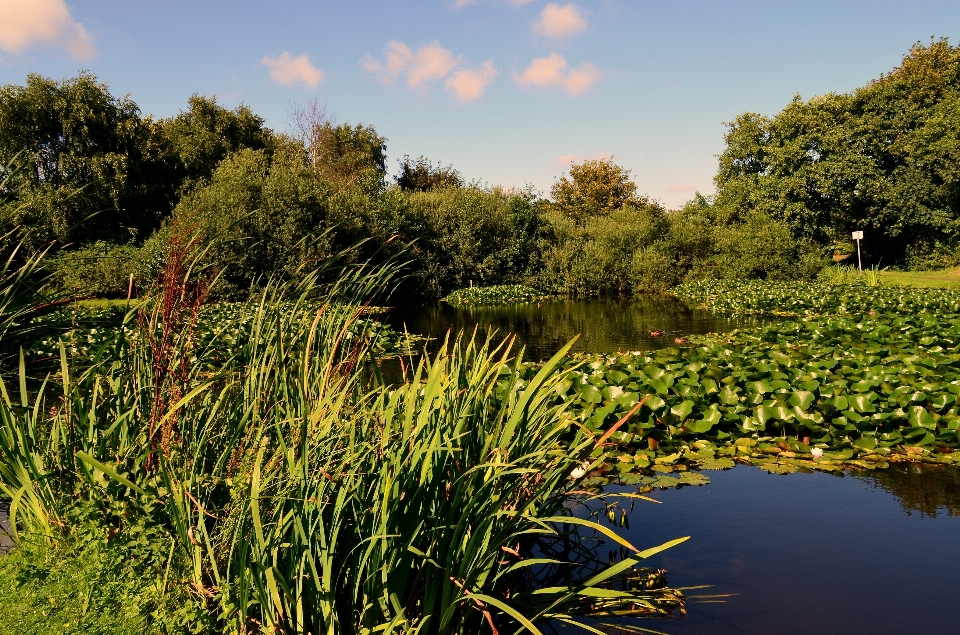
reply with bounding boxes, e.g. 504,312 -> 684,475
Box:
310,122 -> 387,189
712,39 -> 960,265
550,158 -> 647,224
160,95 -> 275,194
0,72 -> 168,247
396,155 -> 463,192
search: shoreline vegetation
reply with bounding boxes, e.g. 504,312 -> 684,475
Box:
1,39 -> 959,633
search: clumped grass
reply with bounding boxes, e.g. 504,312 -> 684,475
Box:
0,238 -> 687,634
445,284 -> 549,306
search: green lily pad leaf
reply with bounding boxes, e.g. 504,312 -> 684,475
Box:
686,419 -> 714,434
644,394 -> 666,411
849,394 -> 877,413
754,405 -> 772,425
764,463 -> 799,475
677,471 -> 711,486
602,385 -> 625,401
648,378 -> 669,395
581,385 -> 603,404
853,435 -> 878,450
748,380 -> 773,394
671,399 -> 695,422
828,395 -> 849,411
698,456 -> 736,470
788,391 -> 815,410
908,405 -> 936,430
719,387 -> 740,405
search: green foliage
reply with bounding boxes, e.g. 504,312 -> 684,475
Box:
445,284 -> 547,305
171,144 -> 330,298
539,204 -> 666,295
0,246 -> 687,634
0,72 -> 169,248
405,186 -> 546,297
676,278 -> 960,316
546,309 -> 960,478
396,155 -> 463,191
631,245 -> 678,294
51,242 -> 140,298
0,531 -> 202,635
159,94 -> 276,195
312,121 -> 387,189
550,158 -> 650,224
713,39 -> 960,265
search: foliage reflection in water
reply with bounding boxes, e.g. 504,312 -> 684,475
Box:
388,295 -> 767,361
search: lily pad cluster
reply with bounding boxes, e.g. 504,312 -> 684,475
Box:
444,284 -> 549,306
513,309 -> 960,480
23,302 -> 413,365
675,279 -> 960,316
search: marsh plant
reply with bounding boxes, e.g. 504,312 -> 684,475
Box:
0,237 -> 686,634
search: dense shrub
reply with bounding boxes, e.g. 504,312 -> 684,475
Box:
51,242 -> 140,298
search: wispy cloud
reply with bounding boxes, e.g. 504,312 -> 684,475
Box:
0,0 -> 95,59
364,41 -> 460,89
515,53 -> 600,95
261,52 -> 324,87
532,3 -> 586,39
365,41 -> 497,101
446,61 -> 498,102
453,0 -> 477,7
668,184 -> 699,192
555,152 -> 611,169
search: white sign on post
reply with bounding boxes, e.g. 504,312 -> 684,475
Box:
851,231 -> 864,271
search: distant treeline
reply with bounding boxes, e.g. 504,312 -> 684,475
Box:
2,39 -> 958,300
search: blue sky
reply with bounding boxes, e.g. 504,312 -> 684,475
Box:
0,0 -> 958,208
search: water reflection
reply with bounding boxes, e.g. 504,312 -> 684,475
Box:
853,464 -> 960,517
387,296 -> 767,360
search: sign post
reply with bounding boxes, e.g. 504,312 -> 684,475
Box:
851,231 -> 864,272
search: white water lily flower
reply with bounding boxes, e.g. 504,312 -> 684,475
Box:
569,460 -> 592,479
811,447 -> 824,459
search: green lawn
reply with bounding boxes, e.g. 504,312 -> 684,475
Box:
881,267 -> 960,288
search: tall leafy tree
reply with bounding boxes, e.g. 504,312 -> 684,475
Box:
0,72 -> 169,247
713,39 -> 960,265
550,158 -> 651,224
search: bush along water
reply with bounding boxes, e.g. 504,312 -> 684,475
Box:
445,284 -> 549,306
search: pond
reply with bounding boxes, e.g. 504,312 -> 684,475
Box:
387,295 -> 767,360
599,464 -> 960,634
389,297 -> 960,634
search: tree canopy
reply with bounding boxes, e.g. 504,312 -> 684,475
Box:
713,38 -> 960,266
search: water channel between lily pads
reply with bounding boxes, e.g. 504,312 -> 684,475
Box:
388,297 -> 960,634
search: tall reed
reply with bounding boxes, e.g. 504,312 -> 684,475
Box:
0,237 -> 687,634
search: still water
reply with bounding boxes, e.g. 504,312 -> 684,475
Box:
388,298 -> 960,634
605,465 -> 960,635
387,295 -> 766,360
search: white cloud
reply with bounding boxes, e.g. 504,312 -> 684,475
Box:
364,41 -> 461,89
514,53 -> 600,95
0,0 -> 95,59
445,61 -> 498,102
261,52 -> 324,87
531,3 -> 586,39
453,0 -> 477,6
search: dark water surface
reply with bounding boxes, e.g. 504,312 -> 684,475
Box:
387,296 -> 766,360
603,465 -> 960,635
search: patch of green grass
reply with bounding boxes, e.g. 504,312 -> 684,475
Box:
0,534 -> 199,635
881,268 -> 960,289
